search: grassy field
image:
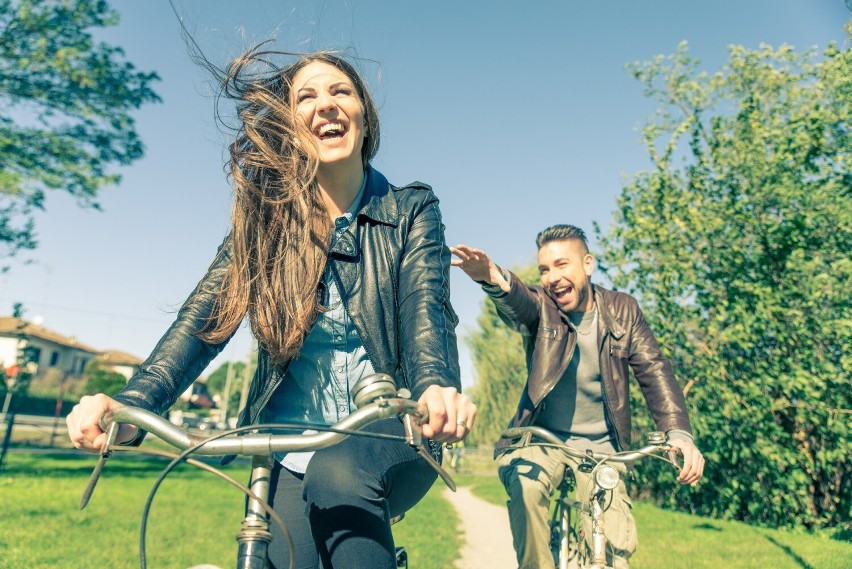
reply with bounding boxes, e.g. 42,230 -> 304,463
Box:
456,474 -> 852,569
2,450 -> 850,569
0,450 -> 457,569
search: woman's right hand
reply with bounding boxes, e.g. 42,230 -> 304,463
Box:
66,394 -> 138,452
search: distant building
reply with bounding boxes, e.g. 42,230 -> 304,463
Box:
0,318 -> 146,398
96,349 -> 144,380
0,317 -> 100,378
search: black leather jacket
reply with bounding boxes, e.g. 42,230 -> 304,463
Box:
490,273 -> 692,455
114,167 -> 461,429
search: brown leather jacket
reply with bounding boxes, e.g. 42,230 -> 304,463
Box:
114,167 -> 461,430
491,272 -> 692,455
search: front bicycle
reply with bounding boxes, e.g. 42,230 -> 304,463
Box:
80,373 -> 456,569
501,426 -> 681,569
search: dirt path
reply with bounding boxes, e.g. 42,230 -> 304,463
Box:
442,486 -> 516,569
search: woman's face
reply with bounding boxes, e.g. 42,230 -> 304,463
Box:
292,61 -> 366,171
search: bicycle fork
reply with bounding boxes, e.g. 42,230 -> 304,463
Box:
589,491 -> 608,569
236,455 -> 274,569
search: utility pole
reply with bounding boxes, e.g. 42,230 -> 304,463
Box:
219,359 -> 234,426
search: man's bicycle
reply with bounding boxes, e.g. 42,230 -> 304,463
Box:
80,373 -> 456,569
501,426 -> 682,569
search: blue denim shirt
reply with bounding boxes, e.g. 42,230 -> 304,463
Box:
265,178 -> 375,472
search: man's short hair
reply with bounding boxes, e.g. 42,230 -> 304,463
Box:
535,224 -> 589,254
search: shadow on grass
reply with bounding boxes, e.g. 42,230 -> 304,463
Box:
763,535 -> 814,569
692,522 -> 723,532
830,527 -> 852,543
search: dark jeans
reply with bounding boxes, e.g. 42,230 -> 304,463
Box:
266,418 -> 438,569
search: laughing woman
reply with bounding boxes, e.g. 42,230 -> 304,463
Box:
66,48 -> 476,569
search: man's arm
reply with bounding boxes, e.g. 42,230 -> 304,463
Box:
628,302 -> 705,485
451,244 -> 540,333
450,244 -> 510,290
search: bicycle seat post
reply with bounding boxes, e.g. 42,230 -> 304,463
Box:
236,454 -> 274,569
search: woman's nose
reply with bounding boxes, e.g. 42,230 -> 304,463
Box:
316,90 -> 336,112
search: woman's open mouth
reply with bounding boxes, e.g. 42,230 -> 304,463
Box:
315,121 -> 346,140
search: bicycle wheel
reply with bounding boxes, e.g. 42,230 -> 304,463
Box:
550,495 -> 580,569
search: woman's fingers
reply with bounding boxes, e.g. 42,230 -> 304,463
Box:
66,394 -> 136,452
454,398 -> 477,440
418,385 -> 477,443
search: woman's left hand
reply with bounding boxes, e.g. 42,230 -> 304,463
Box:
417,385 -> 477,443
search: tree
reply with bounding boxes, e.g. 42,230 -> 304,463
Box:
0,0 -> 160,262
81,359 -> 125,396
206,355 -> 256,418
595,32 -> 851,531
464,264 -> 539,449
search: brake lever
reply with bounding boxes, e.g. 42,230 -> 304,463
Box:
79,420 -> 120,510
666,446 -> 684,471
402,414 -> 456,492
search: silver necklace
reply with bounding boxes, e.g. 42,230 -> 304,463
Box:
572,308 -> 597,336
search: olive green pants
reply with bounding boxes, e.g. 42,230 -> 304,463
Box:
498,444 -> 637,569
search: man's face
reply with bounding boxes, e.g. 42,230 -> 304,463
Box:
537,239 -> 595,313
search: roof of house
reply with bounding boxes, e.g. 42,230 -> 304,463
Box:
0,317 -> 100,354
97,349 -> 144,366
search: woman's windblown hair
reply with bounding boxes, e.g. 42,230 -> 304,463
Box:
197,44 -> 381,364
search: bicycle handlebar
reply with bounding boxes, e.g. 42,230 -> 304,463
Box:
501,426 -> 677,464
99,398 -> 426,456
80,388 -> 453,510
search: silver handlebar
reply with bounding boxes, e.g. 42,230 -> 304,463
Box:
81,377 -> 454,510
99,397 -> 425,456
501,426 -> 675,463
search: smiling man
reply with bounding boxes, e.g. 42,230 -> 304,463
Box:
451,224 -> 704,569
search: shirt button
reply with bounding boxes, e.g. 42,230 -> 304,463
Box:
338,405 -> 346,412
335,335 -> 342,342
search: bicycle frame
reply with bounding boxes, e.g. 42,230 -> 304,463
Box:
81,374 -> 455,569
502,427 -> 678,569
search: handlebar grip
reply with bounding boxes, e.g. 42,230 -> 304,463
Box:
98,411 -> 114,432
415,403 -> 429,423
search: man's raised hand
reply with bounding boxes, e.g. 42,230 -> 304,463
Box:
450,244 -> 511,292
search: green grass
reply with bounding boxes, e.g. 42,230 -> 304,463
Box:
4,451 -> 850,569
460,473 -> 852,569
391,483 -> 460,569
0,451 -> 458,569
0,453 -> 246,569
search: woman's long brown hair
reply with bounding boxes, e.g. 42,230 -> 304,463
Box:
198,46 -> 381,364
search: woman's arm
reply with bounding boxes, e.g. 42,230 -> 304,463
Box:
397,191 -> 476,442
67,238 -> 235,452
113,237 -> 235,415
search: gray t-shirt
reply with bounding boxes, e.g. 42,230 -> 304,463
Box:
534,305 -> 616,453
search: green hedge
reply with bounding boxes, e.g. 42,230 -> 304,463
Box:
3,393 -> 76,417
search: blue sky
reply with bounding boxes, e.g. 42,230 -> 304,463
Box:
2,0 -> 849,387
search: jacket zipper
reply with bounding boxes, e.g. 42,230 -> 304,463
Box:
598,324 -> 622,451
